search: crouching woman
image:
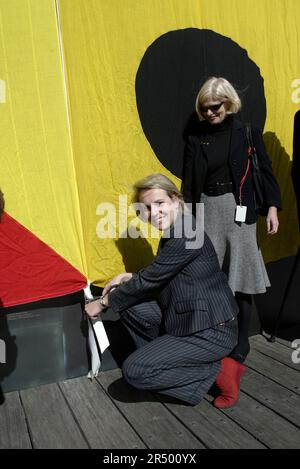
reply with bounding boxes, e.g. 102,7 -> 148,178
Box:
85,174 -> 244,408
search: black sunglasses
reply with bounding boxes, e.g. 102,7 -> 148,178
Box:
200,102 -> 224,113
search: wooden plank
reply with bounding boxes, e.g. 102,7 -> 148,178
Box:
97,369 -> 205,449
241,367 -> 300,428
161,397 -> 266,449
250,335 -> 300,371
275,337 -> 294,349
245,350 -> 300,395
257,332 -> 295,350
0,392 -> 31,449
205,392 -> 300,449
20,383 -> 88,449
263,334 -> 298,351
59,377 -> 145,449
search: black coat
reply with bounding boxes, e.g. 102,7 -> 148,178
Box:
181,117 -> 282,224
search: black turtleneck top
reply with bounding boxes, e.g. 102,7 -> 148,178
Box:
202,115 -> 233,187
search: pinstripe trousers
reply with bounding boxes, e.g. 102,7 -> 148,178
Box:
120,300 -> 238,405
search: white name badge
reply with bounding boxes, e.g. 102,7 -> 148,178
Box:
235,205 -> 247,222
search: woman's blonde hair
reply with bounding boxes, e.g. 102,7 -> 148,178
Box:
195,77 -> 241,121
133,173 -> 184,208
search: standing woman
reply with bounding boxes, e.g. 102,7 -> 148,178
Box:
182,77 -> 282,368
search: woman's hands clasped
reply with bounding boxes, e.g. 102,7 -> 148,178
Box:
84,272 -> 133,319
85,299 -> 104,319
102,272 -> 133,296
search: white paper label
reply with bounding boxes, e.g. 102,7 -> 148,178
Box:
235,205 -> 247,222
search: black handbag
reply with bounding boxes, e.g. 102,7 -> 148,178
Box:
245,123 -> 267,215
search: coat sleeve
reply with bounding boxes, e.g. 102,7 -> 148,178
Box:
181,136 -> 195,203
108,235 -> 200,314
252,126 -> 282,210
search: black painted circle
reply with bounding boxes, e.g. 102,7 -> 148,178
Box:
135,28 -> 266,178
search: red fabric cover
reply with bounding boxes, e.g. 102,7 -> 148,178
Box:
0,213 -> 87,307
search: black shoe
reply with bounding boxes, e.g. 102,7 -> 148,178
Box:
0,386 -> 5,405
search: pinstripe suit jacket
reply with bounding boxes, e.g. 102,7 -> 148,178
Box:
109,213 -> 239,336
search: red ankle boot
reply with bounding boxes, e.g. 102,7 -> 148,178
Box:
213,357 -> 246,409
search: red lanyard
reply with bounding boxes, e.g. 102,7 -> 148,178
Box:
239,147 -> 251,205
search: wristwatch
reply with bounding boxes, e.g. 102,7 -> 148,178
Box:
99,295 -> 108,310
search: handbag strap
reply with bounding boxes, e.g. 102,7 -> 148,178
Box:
245,122 -> 251,150
237,123 -> 253,205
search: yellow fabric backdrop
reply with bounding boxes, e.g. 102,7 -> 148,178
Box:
0,0 -> 87,277
58,0 -> 299,286
1,0 -> 299,291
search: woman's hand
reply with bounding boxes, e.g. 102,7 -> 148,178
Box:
85,299 -> 104,319
266,206 -> 279,234
102,272 -> 133,296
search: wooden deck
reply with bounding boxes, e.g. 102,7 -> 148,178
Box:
1,335 -> 300,449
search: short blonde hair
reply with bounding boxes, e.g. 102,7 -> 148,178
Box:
133,173 -> 184,208
195,77 -> 241,121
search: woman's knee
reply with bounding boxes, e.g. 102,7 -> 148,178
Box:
122,355 -> 146,388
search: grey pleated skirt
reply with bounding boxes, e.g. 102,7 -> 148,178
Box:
201,192 -> 271,294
